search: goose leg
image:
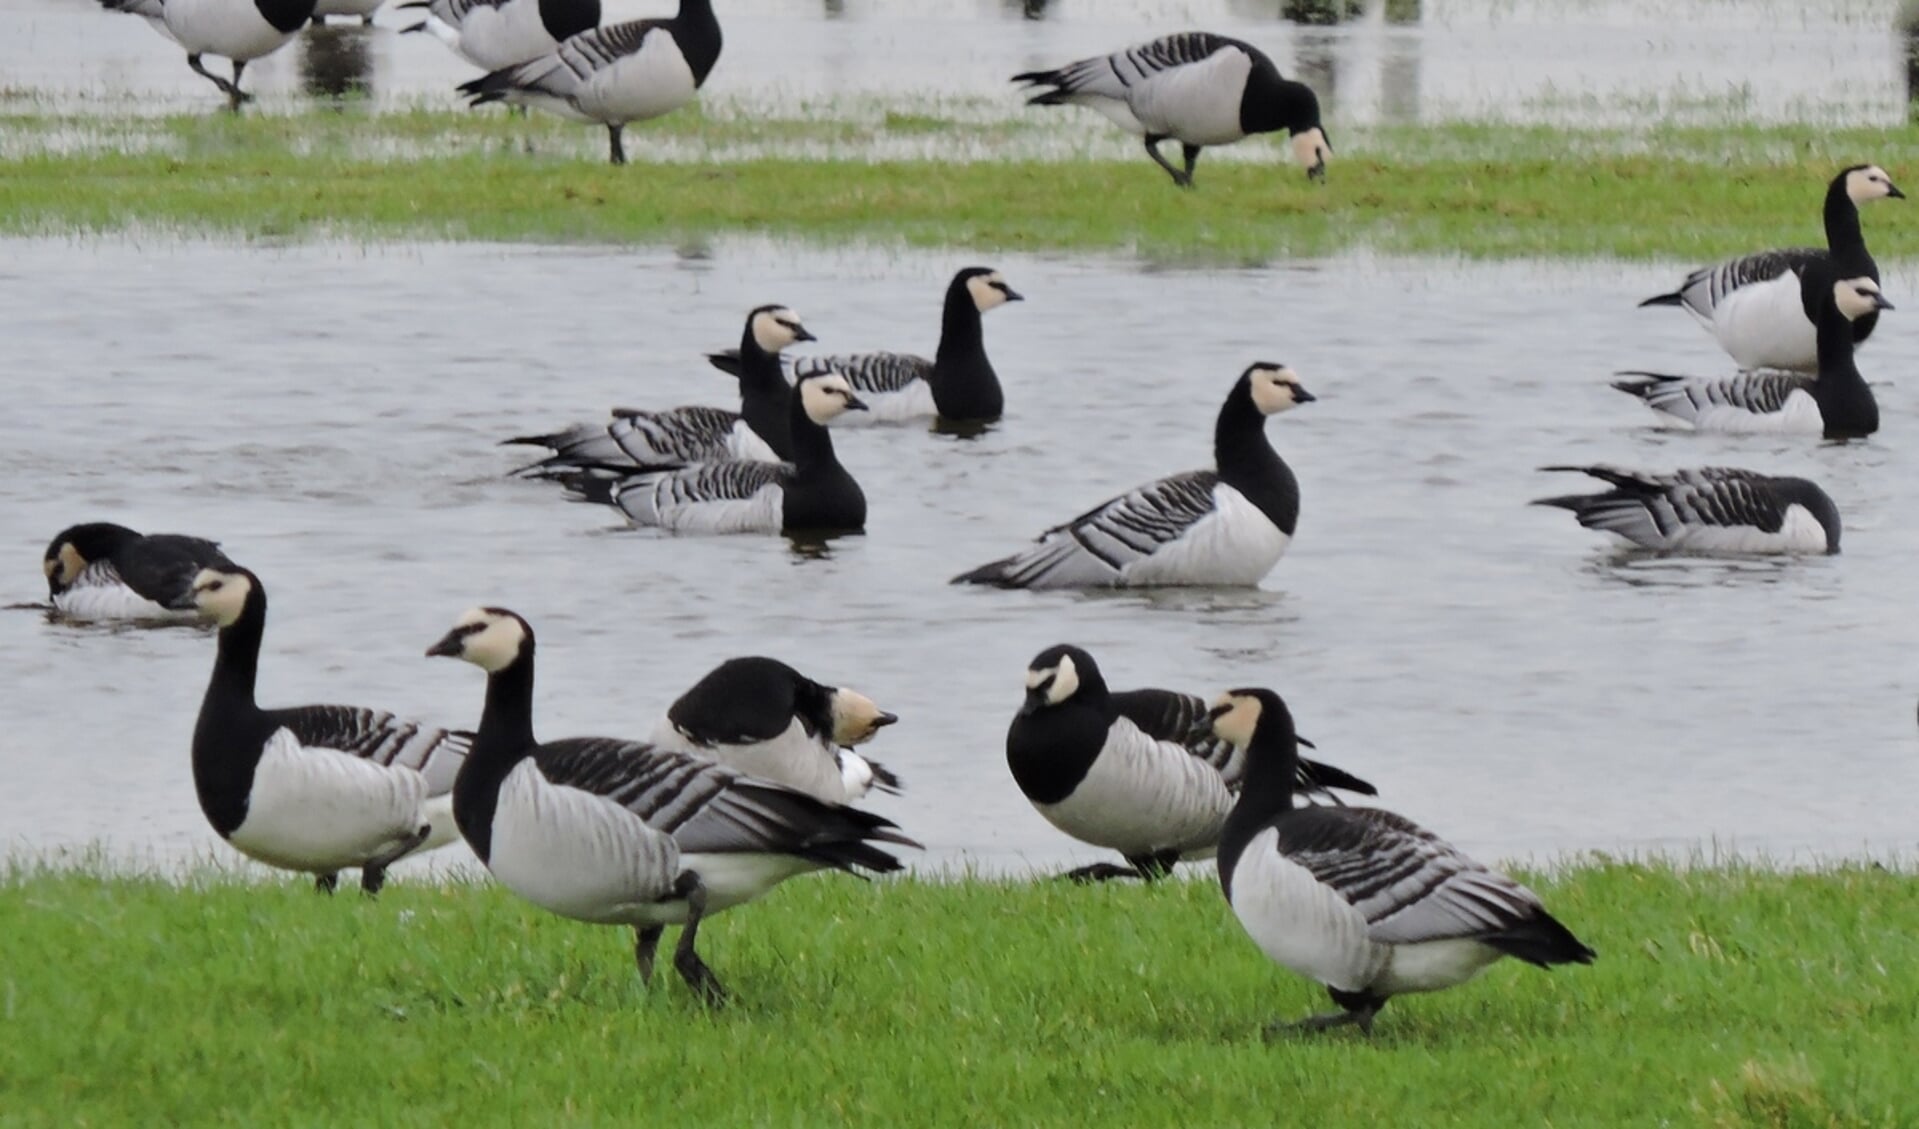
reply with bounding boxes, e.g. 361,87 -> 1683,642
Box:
1125,850 -> 1182,881
187,54 -> 246,104
315,872 -> 340,894
634,925 -> 664,984
228,60 -> 253,109
359,823 -> 432,895
670,873 -> 728,1006
1061,861 -> 1142,883
1143,134 -> 1191,188
1180,143 -> 1203,184
1267,989 -> 1385,1038
607,124 -> 626,166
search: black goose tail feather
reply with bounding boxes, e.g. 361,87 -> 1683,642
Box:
1483,910 -> 1597,968
1009,69 -> 1072,104
950,557 -> 1020,587
1297,758 -> 1378,799
866,760 -> 904,796
706,350 -> 746,378
457,68 -> 519,105
1609,371 -> 1680,396
556,472 -> 621,505
1637,291 -> 1685,308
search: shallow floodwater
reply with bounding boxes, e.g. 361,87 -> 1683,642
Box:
1,0 -> 1911,127
3,237 -> 1917,878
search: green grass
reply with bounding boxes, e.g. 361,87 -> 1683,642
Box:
2,858 -> 1914,1126
4,108 -> 1919,259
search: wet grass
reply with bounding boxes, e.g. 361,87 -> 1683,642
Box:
1,857 -> 1914,1126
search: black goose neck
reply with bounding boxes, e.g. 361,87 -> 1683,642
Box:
1823,174 -> 1868,271
256,0 -> 319,34
738,323 -> 795,459
935,279 -> 986,366
1214,379 -> 1279,485
1241,66 -> 1319,136
1815,296 -> 1866,386
671,0 -> 723,86
191,582 -> 271,838
207,586 -> 268,709
540,0 -> 600,41
786,390 -> 842,474
1217,717 -> 1301,894
454,648 -> 539,860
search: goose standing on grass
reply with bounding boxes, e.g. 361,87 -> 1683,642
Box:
190,568 -> 468,893
708,269 -> 1025,426
953,363 -> 1311,589
1012,32 -> 1330,187
1007,646 -> 1375,882
1613,274 -> 1888,439
398,0 -> 600,71
1639,164 -> 1902,371
576,369 -> 869,536
649,656 -> 901,804
457,0 -> 720,166
1531,465 -> 1842,556
504,306 -> 809,479
96,0 -> 317,109
43,522 -> 236,624
426,607 -> 917,1004
1212,688 -> 1594,1036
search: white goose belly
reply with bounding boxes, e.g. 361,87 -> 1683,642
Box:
1685,389 -> 1824,434
1130,53 -> 1252,144
1034,724 -> 1230,858
1707,273 -> 1817,371
651,486 -> 785,535
486,761 -> 682,924
650,717 -> 848,805
1664,504 -> 1830,555
839,381 -> 937,426
1123,485 -> 1289,587
164,0 -> 298,61
454,3 -> 556,71
227,729 -> 429,873
53,582 -> 195,624
579,38 -> 697,123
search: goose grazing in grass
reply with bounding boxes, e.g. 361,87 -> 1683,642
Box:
43,522 -> 236,624
649,656 -> 901,805
504,306 -> 809,479
1532,465 -> 1842,556
1614,273 -> 1888,439
190,568 -> 468,893
398,0 -> 600,71
708,269 -> 1025,426
427,607 -> 917,1004
96,0 -> 317,109
1212,688 -> 1594,1036
1006,646 -> 1375,882
1012,31 -> 1329,187
953,363 -> 1310,589
1639,164 -> 1902,371
457,0 -> 720,166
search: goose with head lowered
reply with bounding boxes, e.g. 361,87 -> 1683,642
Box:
1639,164 -> 1902,372
1013,31 -> 1329,188
1006,646 -> 1375,882
954,363 -> 1311,589
1614,273 -> 1888,439
504,305 -> 810,480
190,568 -> 468,893
427,607 -> 917,1004
708,269 -> 1024,426
649,656 -> 901,805
43,522 -> 236,624
398,0 -> 600,72
96,0 -> 316,110
1211,688 -> 1594,1037
1532,464 -> 1842,556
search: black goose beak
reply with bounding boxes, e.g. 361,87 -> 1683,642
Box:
1019,687 -> 1048,717
1875,294 -> 1896,311
793,326 -> 818,343
872,711 -> 900,729
1890,183 -> 1907,200
1297,735 -> 1317,750
1001,285 -> 1025,302
425,630 -> 466,659
843,393 -> 870,412
1206,702 -> 1233,722
1293,385 -> 1317,403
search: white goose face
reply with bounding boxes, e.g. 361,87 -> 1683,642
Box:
1845,165 -> 1903,204
1833,276 -> 1892,321
965,270 -> 1022,313
751,306 -> 813,353
798,372 -> 869,424
1024,653 -> 1079,708
1248,364 -> 1314,415
829,688 -> 899,747
428,607 -> 528,673
45,543 -> 85,588
190,568 -> 252,627
1207,691 -> 1263,750
1291,127 -> 1331,180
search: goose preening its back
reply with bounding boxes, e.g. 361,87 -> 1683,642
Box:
1613,274 -> 1888,439
44,522 -> 236,624
1013,32 -> 1329,187
1006,646 -> 1375,883
1639,164 -> 1902,371
96,0 -> 317,109
1212,688 -> 1594,1036
953,363 -> 1311,589
649,656 -> 901,805
457,0 -> 721,166
1532,465 -> 1842,556
426,607 -> 917,1004
398,0 -> 600,71
190,568 -> 468,893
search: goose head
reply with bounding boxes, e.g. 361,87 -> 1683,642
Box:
830,688 -> 899,747
1291,125 -> 1332,182
1207,687 -> 1296,753
1842,164 -> 1904,204
189,567 -> 256,628
1019,644 -> 1106,716
798,370 -> 869,424
748,305 -> 816,354
42,523 -> 140,596
427,606 -> 532,673
1246,362 -> 1316,415
958,267 -> 1024,313
1834,276 -> 1894,321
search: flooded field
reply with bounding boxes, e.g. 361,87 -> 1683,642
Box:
3,236 -> 1915,876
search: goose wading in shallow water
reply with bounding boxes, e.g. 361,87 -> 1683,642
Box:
398,0 -> 601,72
708,269 -> 1025,427
457,0 -> 720,166
43,522 -> 236,624
953,362 -> 1310,589
190,568 -> 469,893
427,607 -> 917,1004
1012,31 -> 1329,188
1006,646 -> 1375,883
1639,164 -> 1902,371
96,0 -> 317,109
1211,688 -> 1595,1036
648,656 -> 901,805
1613,273 -> 1888,439
1532,465 -> 1842,556
505,305 -> 810,479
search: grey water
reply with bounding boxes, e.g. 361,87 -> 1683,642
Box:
0,0 -> 1911,127
3,236 -> 1916,878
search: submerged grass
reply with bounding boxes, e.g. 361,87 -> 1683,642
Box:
1,859 -> 1914,1126
4,109 -> 1919,258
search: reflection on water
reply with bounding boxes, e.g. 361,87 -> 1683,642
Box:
298,26 -> 375,104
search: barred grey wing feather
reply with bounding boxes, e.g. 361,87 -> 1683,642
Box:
794,353 -> 931,396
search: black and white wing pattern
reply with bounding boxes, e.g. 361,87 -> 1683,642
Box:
270,705 -> 471,794
793,353 -> 931,397
1665,247 -> 1821,317
1532,465 -> 1840,554
1610,370 -> 1820,432
953,470 -> 1221,589
608,460 -> 789,532
113,534 -> 234,610
610,405 -> 772,466
503,421 -> 631,476
1110,688 -> 1377,801
460,18 -> 678,115
1015,31 -> 1244,104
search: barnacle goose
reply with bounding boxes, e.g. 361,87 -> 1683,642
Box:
190,568 -> 468,893
580,369 -> 869,536
43,522 -> 236,624
1639,164 -> 1902,371
504,306 -> 809,479
1007,646 -> 1375,882
457,0 -> 720,166
649,656 -> 901,805
96,0 -> 317,109
1614,273 -> 1888,439
1013,31 -> 1330,187
398,0 -> 600,71
953,363 -> 1310,589
707,269 -> 1024,426
427,607 -> 916,1004
1213,688 -> 1594,1036
1532,465 -> 1842,556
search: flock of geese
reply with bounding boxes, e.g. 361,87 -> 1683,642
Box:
46,0 -> 1905,1037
